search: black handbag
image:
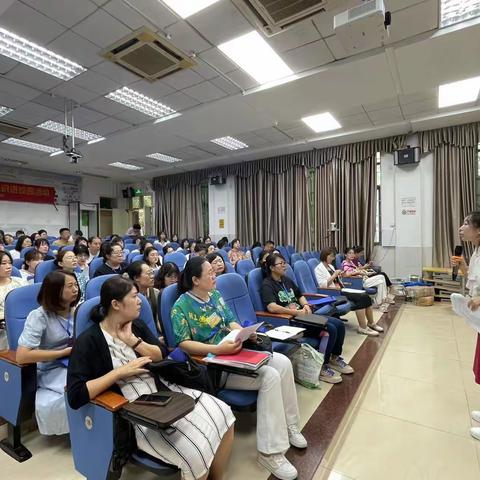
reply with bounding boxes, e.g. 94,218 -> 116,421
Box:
243,333 -> 273,353
147,348 -> 216,395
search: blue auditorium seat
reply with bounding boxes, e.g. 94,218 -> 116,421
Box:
286,245 -> 296,255
276,246 -> 290,262
235,258 -> 255,279
20,247 -> 34,258
215,249 -> 230,265
13,259 -> 23,269
163,252 -> 186,271
0,284 -> 41,461
67,294 -> 179,479
289,253 -> 303,265
11,266 -> 22,278
34,259 -> 57,283
251,246 -> 263,265
89,257 -> 104,278
84,274 -> 118,300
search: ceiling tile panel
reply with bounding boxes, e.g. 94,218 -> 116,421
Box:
30,93 -> 66,111
85,117 -> 131,135
162,91 -> 201,111
72,9 -> 131,48
0,77 -> 40,101
102,0 -> 157,30
164,21 -> 211,55
85,97 -> 128,116
91,61 -> 141,85
367,106 -> 404,124
402,98 -> 438,117
338,112 -> 373,128
0,1 -> 66,44
163,70 -> 205,90
268,21 -> 322,53
324,35 -> 348,60
224,69 -> 259,91
7,102 -> 62,125
192,62 -> 219,80
22,0 -> 98,28
182,81 -> 228,102
130,0 -> 178,30
0,56 -> 17,74
282,39 -> 334,73
50,83 -> 100,104
199,48 -> 237,74
5,65 -> 64,91
364,97 -> 400,112
114,109 -> 152,125
188,1 -> 253,46
48,31 -> 102,68
71,70 -> 120,95
210,76 -> 242,95
0,91 -> 28,109
129,79 -> 176,99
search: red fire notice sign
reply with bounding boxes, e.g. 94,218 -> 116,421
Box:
0,182 -> 56,204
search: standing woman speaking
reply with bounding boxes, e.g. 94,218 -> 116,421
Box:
451,212 -> 480,441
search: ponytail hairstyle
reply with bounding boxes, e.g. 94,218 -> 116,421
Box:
177,256 -> 207,294
91,276 -> 136,324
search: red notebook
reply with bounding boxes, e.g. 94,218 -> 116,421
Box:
204,349 -> 271,370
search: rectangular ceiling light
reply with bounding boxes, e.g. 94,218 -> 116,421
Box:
218,31 -> 294,85
302,112 -> 342,133
0,27 -> 86,80
2,137 -> 59,153
0,105 -> 13,117
161,0 -> 221,18
109,161 -> 143,170
37,120 -> 103,142
211,136 -> 248,150
146,153 -> 182,163
440,0 -> 480,27
438,76 -> 480,108
106,87 -> 176,119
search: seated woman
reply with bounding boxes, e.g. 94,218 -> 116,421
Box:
125,261 -> 160,330
16,271 -> 80,435
143,246 -> 162,272
34,238 -> 54,260
342,247 -> 390,312
67,276 -> 235,480
163,244 -> 175,256
314,248 -> 383,336
206,252 -> 227,276
352,246 -> 395,300
139,239 -> 154,255
56,249 -> 87,302
0,251 -> 26,346
154,231 -> 170,248
180,238 -> 190,252
154,262 -> 180,294
207,244 -> 216,254
20,249 -> 44,284
171,257 -> 307,480
74,236 -> 88,248
171,233 -> 179,244
94,242 -> 125,277
190,243 -> 207,258
10,234 -> 32,260
261,253 -> 354,385
227,239 -> 246,266
73,244 -> 90,282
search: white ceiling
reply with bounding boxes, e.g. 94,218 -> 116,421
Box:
0,0 -> 479,181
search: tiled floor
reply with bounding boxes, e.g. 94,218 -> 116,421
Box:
318,302 -> 480,480
0,309 -> 381,480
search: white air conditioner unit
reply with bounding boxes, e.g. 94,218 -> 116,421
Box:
234,0 -> 331,36
334,0 -> 390,55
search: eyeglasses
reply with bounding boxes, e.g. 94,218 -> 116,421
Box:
274,261 -> 286,267
111,250 -> 123,256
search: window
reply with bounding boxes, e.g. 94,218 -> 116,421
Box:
440,0 -> 480,27
375,152 -> 382,245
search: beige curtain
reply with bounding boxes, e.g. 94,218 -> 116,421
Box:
156,183 -> 203,238
419,123 -> 479,266
313,157 -> 377,255
236,166 -> 311,250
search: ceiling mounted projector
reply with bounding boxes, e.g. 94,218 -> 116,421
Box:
334,0 -> 391,55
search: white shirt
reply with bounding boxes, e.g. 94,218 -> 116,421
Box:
10,250 -> 20,260
467,247 -> 480,296
314,262 -> 336,288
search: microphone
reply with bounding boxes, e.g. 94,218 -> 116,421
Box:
452,245 -> 463,281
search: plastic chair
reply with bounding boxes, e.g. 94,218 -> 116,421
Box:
11,266 -> 22,278
302,252 -> 314,261
335,254 -> 345,270
163,252 -> 186,272
123,244 -> 138,252
59,245 -> 74,252
67,294 -> 178,479
224,262 -> 235,273
0,284 -> 42,461
131,254 -> 144,264
312,252 -> 320,261
169,242 -> 180,250
216,249 -> 231,265
235,259 -> 255,279
158,284 -> 258,412
89,257 -> 104,278
13,259 -> 24,269
289,253 -> 303,265
20,247 -> 34,259
34,260 -> 57,283
276,246 -> 290,263
251,246 -> 263,264
5,245 -> 15,251
84,274 -> 118,301
307,258 -> 320,279
286,245 -> 296,255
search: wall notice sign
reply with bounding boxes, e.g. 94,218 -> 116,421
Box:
219,219 -> 224,228
401,209 -> 416,215
400,197 -> 416,208
0,182 -> 56,204
217,206 -> 226,214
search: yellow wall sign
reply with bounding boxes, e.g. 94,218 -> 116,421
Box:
219,219 -> 224,229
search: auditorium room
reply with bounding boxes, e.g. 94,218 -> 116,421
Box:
0,1 -> 480,479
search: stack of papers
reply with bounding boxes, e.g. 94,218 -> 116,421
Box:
265,326 -> 305,340
204,349 -> 271,370
219,322 -> 263,344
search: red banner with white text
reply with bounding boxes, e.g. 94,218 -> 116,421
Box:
0,182 -> 56,204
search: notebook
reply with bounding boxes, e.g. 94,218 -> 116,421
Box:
204,349 -> 271,370
265,326 -> 305,340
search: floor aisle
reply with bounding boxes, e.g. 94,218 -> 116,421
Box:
316,303 -> 480,480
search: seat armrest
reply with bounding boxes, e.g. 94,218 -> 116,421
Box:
0,349 -> 34,367
93,391 -> 129,412
255,311 -> 293,320
302,292 -> 328,298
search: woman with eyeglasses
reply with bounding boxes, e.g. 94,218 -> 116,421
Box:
154,262 -> 180,294
261,253 -> 354,385
16,271 -> 80,435
0,251 -> 26,347
206,252 -> 227,276
171,256 -> 307,480
56,249 -> 87,302
93,242 -> 125,278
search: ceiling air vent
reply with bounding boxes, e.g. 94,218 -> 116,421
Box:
101,27 -> 196,82
0,120 -> 31,137
234,0 -> 330,36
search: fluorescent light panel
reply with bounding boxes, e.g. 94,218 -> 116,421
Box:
2,137 -> 59,153
440,0 -> 480,27
218,31 -> 294,85
146,153 -> 182,163
37,120 -> 103,142
211,136 -> 248,150
106,87 -> 176,119
302,112 -> 342,133
438,76 -> 480,108
109,162 -> 143,171
0,105 -> 13,117
0,27 -> 86,80
161,0 -> 221,18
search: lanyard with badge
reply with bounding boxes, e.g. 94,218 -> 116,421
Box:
57,315 -> 74,346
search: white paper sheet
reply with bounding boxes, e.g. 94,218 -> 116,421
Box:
451,293 -> 480,334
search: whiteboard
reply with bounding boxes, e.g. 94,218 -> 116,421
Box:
0,201 -> 68,235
